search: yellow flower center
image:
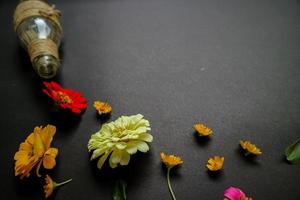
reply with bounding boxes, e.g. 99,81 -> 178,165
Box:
58,92 -> 73,104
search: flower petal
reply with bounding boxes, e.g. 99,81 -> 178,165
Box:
206,164 -> 214,171
138,133 -> 153,142
120,151 -> 130,166
110,149 -> 122,164
136,141 -> 149,152
43,156 -> 56,169
109,156 -> 118,168
33,131 -> 45,157
43,148 -> 58,169
91,147 -> 107,160
126,145 -> 138,155
116,143 -> 127,150
97,151 -> 111,169
40,125 -> 56,150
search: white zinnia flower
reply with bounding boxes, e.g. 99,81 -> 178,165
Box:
88,114 -> 153,169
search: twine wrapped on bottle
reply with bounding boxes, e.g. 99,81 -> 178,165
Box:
13,0 -> 63,78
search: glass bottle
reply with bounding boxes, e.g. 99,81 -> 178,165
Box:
14,0 -> 62,79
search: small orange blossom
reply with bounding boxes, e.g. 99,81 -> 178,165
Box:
194,123 -> 212,136
44,175 -> 72,198
240,140 -> 262,155
206,156 -> 224,171
93,101 -> 112,115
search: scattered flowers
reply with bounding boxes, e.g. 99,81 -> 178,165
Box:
161,152 -> 183,200
240,140 -> 262,156
43,81 -> 87,114
224,187 -> 252,200
88,114 -> 153,169
14,125 -> 58,179
44,175 -> 72,198
285,138 -> 300,164
194,123 -> 212,136
12,80 -> 275,198
206,156 -> 224,171
93,100 -> 112,115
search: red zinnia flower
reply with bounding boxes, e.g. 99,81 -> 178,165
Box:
43,81 -> 87,114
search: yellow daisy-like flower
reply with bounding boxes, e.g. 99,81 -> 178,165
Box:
161,152 -> 183,200
14,125 -> 58,179
93,101 -> 112,115
194,123 -> 212,136
44,175 -> 72,198
160,152 -> 183,169
206,156 -> 224,171
240,140 -> 262,155
88,114 -> 153,170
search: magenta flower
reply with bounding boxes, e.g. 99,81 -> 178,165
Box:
224,187 -> 252,200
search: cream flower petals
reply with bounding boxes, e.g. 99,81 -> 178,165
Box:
88,114 -> 153,170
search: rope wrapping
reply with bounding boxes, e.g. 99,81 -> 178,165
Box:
28,39 -> 59,62
13,0 -> 62,63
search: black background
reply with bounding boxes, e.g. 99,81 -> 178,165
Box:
1,0 -> 300,199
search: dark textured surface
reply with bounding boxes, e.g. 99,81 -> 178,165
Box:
1,0 -> 300,199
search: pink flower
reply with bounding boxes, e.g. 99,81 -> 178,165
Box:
224,187 -> 252,200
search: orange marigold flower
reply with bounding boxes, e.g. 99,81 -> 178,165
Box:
44,175 -> 72,198
206,156 -> 224,171
240,140 -> 262,155
194,123 -> 212,136
93,101 -> 112,115
14,125 -> 58,179
43,81 -> 87,114
161,152 -> 183,169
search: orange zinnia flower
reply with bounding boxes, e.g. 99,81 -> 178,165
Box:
14,125 -> 58,179
43,81 -> 87,114
93,101 -> 112,115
